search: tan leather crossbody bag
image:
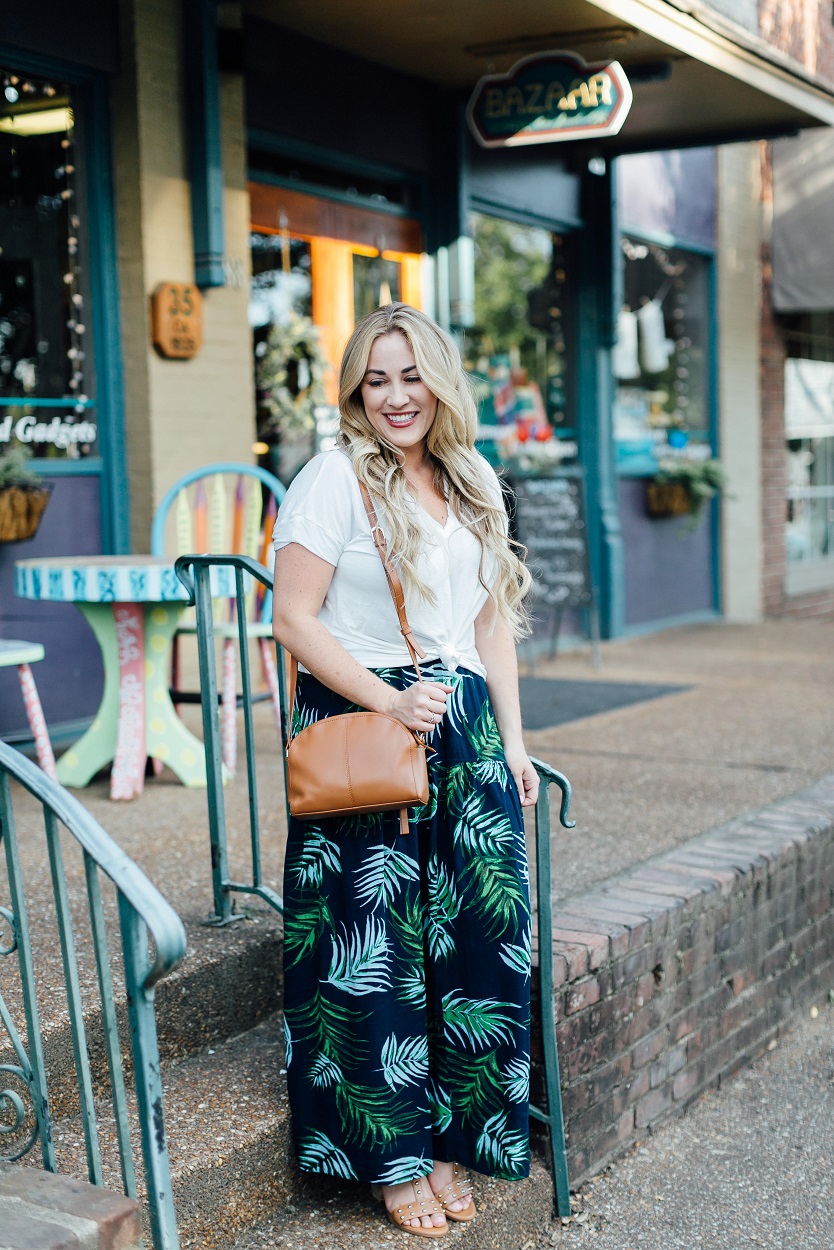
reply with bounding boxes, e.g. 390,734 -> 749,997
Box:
285,481 -> 430,836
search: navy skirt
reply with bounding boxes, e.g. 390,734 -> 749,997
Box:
282,660 -> 531,1186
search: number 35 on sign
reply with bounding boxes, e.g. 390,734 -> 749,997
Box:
151,281 -> 204,359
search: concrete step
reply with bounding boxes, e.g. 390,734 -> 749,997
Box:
2,909 -> 284,1119
45,1009 -> 555,1250
218,1157 -> 554,1250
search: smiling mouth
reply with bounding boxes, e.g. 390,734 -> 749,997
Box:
383,412 -> 418,427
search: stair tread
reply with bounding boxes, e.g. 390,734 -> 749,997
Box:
217,1158 -> 554,1250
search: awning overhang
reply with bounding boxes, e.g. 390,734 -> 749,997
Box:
244,0 -> 834,153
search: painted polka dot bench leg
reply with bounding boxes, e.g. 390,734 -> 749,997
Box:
0,640 -> 57,780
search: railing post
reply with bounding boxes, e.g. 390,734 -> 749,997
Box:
530,758 -> 575,1219
191,561 -> 234,924
119,899 -> 181,1250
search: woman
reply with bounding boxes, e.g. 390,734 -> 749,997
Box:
272,303 -> 538,1237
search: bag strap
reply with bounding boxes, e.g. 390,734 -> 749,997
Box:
285,479 -> 425,742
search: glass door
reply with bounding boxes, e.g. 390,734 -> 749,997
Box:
461,211 -> 577,471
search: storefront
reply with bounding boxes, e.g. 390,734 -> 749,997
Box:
614,147 -> 719,631
0,15 -> 126,739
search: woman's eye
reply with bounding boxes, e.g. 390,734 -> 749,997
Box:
405,375 -> 421,383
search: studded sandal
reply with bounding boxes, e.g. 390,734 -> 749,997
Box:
370,1178 -> 448,1238
431,1162 -> 476,1223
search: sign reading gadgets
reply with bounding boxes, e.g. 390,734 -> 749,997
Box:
467,51 -> 632,148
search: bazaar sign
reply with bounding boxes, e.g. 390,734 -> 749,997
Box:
467,52 -> 632,149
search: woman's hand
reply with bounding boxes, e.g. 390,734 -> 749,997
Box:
504,746 -> 540,808
386,681 -> 454,734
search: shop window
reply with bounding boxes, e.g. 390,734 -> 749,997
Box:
249,184 -> 424,483
614,238 -> 711,476
462,212 -> 575,470
0,66 -> 96,459
783,314 -> 834,594
250,229 -> 321,483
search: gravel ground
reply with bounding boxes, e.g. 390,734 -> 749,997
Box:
543,1000 -> 834,1250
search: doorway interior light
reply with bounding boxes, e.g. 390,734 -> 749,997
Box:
0,107 -> 73,136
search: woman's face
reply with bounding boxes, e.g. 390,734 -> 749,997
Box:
360,331 -> 438,459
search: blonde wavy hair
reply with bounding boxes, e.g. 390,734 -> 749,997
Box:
338,303 -> 532,638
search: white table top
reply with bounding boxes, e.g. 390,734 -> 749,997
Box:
15,555 -> 239,603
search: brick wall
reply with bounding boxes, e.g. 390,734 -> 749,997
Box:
532,775 -> 834,1182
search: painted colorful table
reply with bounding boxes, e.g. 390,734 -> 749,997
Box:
14,555 -> 238,800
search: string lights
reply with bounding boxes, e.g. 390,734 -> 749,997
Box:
1,67 -> 88,443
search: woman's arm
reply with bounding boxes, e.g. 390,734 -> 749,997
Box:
474,599 -> 539,808
272,542 -> 451,734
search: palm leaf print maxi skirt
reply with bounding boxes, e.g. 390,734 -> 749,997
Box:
283,661 -> 532,1186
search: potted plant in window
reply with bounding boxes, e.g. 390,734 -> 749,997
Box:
0,446 -> 52,543
645,457 -> 727,524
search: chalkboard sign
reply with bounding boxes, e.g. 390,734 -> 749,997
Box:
508,469 -> 593,609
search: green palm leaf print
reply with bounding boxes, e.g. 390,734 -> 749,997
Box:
499,925 -> 532,980
291,987 -> 370,1065
473,757 -> 508,786
476,1111 -> 529,1174
425,854 -> 460,959
442,1050 -> 503,1127
390,891 -> 425,965
326,917 -> 391,996
441,990 -> 516,1050
308,1052 -> 343,1088
453,790 -> 514,855
291,701 -> 319,736
374,1154 -> 432,1185
291,830 -> 341,889
380,1032 -> 429,1090
427,1078 -> 453,1134
464,700 -> 504,759
500,1055 -> 530,1103
284,893 -> 334,968
297,1130 -> 357,1179
394,965 -> 426,1009
354,843 -> 420,910
335,1078 -> 419,1148
462,851 -> 527,940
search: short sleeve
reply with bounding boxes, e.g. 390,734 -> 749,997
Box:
272,451 -> 358,567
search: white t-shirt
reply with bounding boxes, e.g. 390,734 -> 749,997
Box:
272,448 -> 503,677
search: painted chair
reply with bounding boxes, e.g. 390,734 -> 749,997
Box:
0,639 -> 57,779
151,463 -> 285,776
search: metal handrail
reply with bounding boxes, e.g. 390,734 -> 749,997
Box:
0,741 -> 187,1250
175,551 -> 577,1216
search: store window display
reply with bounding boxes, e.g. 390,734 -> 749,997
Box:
462,212 -> 576,472
0,66 -> 96,460
782,315 -> 834,592
614,238 -> 711,476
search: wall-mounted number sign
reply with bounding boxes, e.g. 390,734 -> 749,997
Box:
151,282 -> 204,359
467,51 -> 632,149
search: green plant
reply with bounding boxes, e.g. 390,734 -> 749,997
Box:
0,445 -> 41,490
652,457 -> 727,521
255,313 -> 327,439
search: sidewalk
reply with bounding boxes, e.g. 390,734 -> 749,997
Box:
3,618 -> 834,1247
544,999 -> 834,1250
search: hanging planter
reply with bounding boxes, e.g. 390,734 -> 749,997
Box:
645,480 -> 692,518
645,458 -> 727,525
0,448 -> 52,543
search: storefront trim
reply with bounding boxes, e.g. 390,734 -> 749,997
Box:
617,606 -> 721,640
248,167 -> 420,223
593,0 -> 834,127
248,127 -> 424,189
469,193 -> 583,236
0,43 -> 130,554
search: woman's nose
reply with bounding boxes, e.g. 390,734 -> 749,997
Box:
387,380 -> 409,407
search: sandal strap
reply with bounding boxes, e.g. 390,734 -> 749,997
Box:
392,1197 -> 443,1223
433,1178 -> 473,1207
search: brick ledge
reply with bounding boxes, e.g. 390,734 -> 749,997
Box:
533,775 -> 834,1181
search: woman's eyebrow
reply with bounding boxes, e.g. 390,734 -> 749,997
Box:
363,364 -> 418,377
